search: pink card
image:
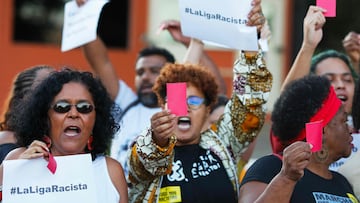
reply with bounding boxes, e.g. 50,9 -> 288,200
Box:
306,120 -> 323,152
167,82 -> 187,116
47,153 -> 57,174
317,0 -> 336,17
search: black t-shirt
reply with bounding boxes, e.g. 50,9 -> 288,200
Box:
160,144 -> 236,203
241,154 -> 358,203
0,143 -> 18,164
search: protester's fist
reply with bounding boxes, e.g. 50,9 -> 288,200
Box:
247,0 -> 265,33
280,141 -> 312,181
343,31 -> 360,66
150,110 -> 177,147
302,6 -> 326,49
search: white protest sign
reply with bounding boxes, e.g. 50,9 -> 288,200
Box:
61,0 -> 108,52
3,154 -> 96,203
178,0 -> 258,51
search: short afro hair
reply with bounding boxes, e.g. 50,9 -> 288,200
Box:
271,75 -> 331,142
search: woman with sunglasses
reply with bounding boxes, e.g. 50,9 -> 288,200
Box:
127,46 -> 272,201
0,68 -> 128,203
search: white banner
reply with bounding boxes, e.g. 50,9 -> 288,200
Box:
61,0 -> 108,52
3,154 -> 97,203
178,0 -> 258,51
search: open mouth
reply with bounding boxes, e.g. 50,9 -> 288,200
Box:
178,117 -> 191,131
64,126 -> 81,137
337,94 -> 347,103
140,87 -> 153,93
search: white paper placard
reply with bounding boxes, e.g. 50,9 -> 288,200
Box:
3,154 -> 96,203
61,0 -> 108,52
178,0 -> 258,51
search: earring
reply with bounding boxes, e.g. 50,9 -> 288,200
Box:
315,128 -> 329,163
43,136 -> 52,148
87,136 -> 93,151
315,145 -> 329,163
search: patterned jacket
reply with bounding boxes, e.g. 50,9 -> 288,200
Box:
127,51 -> 273,203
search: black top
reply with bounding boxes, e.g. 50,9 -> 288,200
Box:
241,154 -> 358,203
0,143 -> 18,164
160,144 -> 236,203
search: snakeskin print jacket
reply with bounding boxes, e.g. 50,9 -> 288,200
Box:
127,51 -> 273,203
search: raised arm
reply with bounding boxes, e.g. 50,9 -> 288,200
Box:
160,20 -> 227,94
76,1 -> 120,101
281,6 -> 326,92
81,37 -> 119,101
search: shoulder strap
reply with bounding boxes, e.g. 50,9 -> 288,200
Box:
119,99 -> 140,121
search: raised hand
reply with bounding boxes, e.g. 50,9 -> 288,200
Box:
343,31 -> 360,72
247,0 -> 265,33
280,141 -> 312,181
150,110 -> 177,147
158,20 -> 191,47
302,6 -> 326,50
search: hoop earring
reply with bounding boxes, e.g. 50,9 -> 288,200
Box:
315,145 -> 329,163
87,136 -> 93,151
315,127 -> 329,163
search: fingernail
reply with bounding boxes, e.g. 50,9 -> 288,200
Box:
42,146 -> 50,152
156,24 -> 166,35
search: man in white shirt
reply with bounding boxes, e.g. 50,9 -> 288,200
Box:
81,38 -> 176,176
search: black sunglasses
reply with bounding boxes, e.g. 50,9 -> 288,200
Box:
52,101 -> 94,114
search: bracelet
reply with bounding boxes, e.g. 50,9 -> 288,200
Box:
155,134 -> 177,156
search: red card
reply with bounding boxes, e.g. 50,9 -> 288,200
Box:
47,153 -> 57,174
306,120 -> 323,152
317,0 -> 336,17
167,82 -> 187,116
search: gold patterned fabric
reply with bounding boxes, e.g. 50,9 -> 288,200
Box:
127,50 -> 272,203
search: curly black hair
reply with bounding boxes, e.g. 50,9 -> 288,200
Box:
14,68 -> 121,160
137,46 -> 176,64
271,75 -> 331,142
